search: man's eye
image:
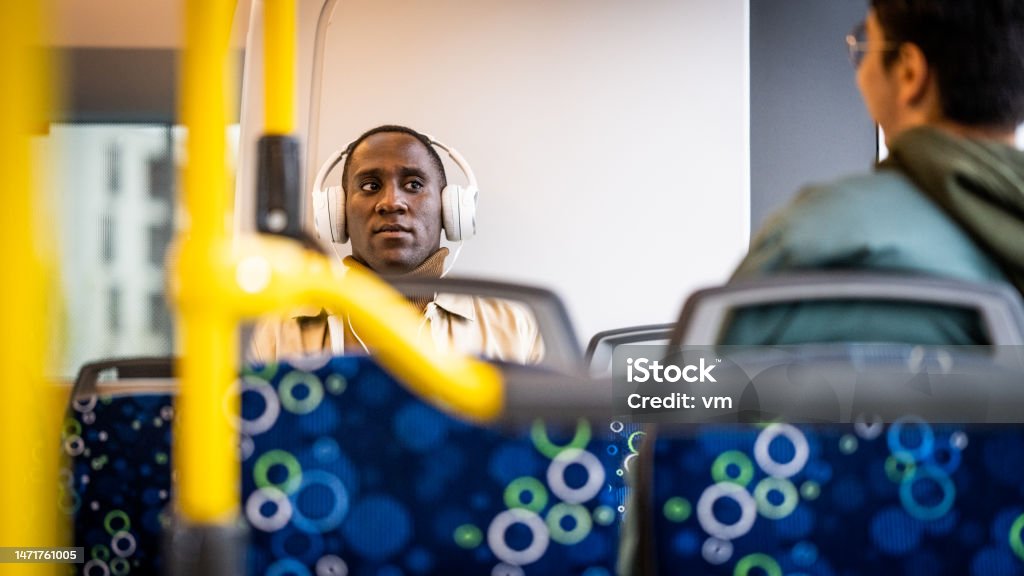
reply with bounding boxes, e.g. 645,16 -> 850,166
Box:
359,182 -> 380,192
407,180 -> 424,191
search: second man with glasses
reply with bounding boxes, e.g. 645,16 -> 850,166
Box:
723,0 -> 1024,345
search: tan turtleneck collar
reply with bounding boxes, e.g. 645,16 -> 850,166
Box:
343,247 -> 449,311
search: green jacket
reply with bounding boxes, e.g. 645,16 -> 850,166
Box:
724,127 -> 1024,345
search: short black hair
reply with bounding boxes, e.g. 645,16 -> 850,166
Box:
871,0 -> 1024,129
340,125 -> 447,193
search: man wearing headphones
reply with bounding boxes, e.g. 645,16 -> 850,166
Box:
248,125 -> 544,364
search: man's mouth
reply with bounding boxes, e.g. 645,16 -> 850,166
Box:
374,224 -> 412,235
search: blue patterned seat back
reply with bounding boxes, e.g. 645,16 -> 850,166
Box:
650,421 -> 1024,575
63,391 -> 175,575
242,356 -> 634,576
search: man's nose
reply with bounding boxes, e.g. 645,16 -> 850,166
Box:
375,182 -> 407,214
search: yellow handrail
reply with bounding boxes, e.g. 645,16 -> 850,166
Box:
176,0 -> 237,523
0,1 -> 59,574
174,0 -> 503,527
265,0 -> 296,134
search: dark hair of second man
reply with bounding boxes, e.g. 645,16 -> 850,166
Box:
871,0 -> 1024,129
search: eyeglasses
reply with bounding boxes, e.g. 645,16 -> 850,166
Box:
846,21 -> 899,68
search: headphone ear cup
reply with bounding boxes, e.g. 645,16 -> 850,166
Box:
441,185 -> 461,242
459,185 -> 478,240
313,185 -> 331,242
328,185 -> 347,244
441,185 -> 477,242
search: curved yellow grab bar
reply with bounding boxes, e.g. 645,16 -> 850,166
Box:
172,233 -> 504,522
234,237 -> 505,417
179,234 -> 505,423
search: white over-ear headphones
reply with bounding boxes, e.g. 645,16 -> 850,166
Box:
311,133 -> 479,245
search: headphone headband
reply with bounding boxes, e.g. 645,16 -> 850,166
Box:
312,134 -> 477,196
418,134 -> 479,192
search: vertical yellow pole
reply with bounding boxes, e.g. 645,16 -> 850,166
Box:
183,0 -> 233,244
264,0 -> 296,134
176,310 -> 238,523
177,0 -> 239,524
0,1 -> 59,574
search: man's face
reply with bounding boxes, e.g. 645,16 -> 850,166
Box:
345,132 -> 443,275
856,10 -> 901,143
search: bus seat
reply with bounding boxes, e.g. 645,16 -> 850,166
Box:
62,354 -> 633,575
672,272 -> 1024,346
585,323 -> 674,377
63,357 -> 175,575
627,274 -> 1024,574
644,420 -> 1024,575
241,355 -> 630,575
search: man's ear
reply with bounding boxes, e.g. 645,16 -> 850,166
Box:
896,42 -> 934,108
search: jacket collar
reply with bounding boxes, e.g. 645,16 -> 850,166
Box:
289,304 -> 329,320
432,292 -> 476,322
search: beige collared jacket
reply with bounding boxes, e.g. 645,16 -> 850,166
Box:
247,293 -> 545,365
